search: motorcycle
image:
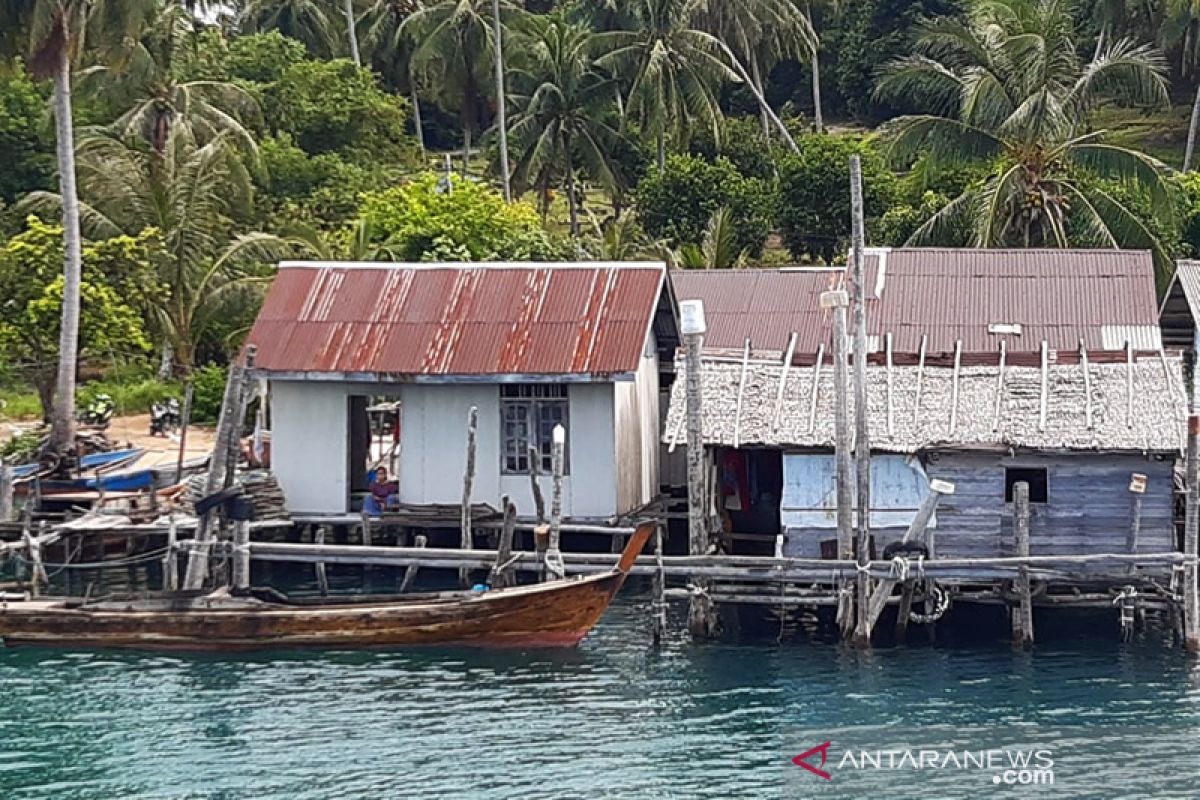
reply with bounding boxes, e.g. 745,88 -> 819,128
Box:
78,393 -> 115,428
149,397 -> 181,437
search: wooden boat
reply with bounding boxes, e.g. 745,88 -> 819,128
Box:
0,524 -> 652,651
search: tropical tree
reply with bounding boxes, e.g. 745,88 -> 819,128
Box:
594,0 -> 738,170
2,0 -> 150,454
875,0 -> 1175,278
361,0 -> 426,151
238,0 -> 340,57
691,0 -> 814,147
674,207 -> 749,268
24,129 -> 286,371
402,0 -> 520,174
82,2 -> 261,155
508,15 -> 624,235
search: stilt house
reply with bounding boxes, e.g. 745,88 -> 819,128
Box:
246,261 -> 678,520
667,249 -> 1187,561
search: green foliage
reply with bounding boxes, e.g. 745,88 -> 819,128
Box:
77,376 -> 180,417
265,58 -> 411,161
0,61 -> 52,203
688,116 -> 777,180
635,154 -> 774,257
189,363 -> 228,424
358,173 -> 567,260
258,134 -> 384,229
776,134 -> 896,262
227,31 -> 310,84
0,428 -> 41,459
878,190 -> 952,246
0,217 -> 155,416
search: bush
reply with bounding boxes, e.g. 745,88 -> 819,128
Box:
635,155 -> 775,258
359,173 -> 567,261
78,378 -> 181,417
189,364 -> 228,425
689,116 -> 777,180
776,134 -> 897,262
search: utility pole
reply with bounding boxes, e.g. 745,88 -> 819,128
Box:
492,0 -> 511,202
681,299 -> 714,637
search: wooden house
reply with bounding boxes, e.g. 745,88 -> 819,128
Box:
245,261 -> 678,520
667,249 -> 1187,561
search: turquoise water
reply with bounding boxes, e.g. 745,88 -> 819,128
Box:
0,589 -> 1197,799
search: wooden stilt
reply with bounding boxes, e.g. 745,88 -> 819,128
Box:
489,495 -> 516,588
1012,481 -> 1034,647
733,338 -> 751,449
361,509 -> 373,547
528,445 -> 546,523
848,155 -> 872,648
163,515 -> 179,592
546,424 -> 566,581
459,406 -> 478,588
681,301 -> 715,638
315,525 -> 330,596
399,534 -> 426,593
1184,415 -> 1200,652
652,524 -> 667,645
22,525 -> 46,597
895,581 -> 916,638
184,346 -> 255,590
824,288 -> 854,635
232,519 -> 250,590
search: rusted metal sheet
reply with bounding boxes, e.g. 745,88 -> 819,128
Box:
248,263 -> 666,377
674,248 -> 1157,359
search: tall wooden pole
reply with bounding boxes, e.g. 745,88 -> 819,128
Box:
491,0 -> 512,202
1185,415 -> 1200,652
1012,481 -> 1034,646
460,406 -> 478,588
823,289 -> 854,635
681,300 -> 714,637
184,347 -> 255,591
174,381 -> 194,485
545,423 -> 566,581
848,155 -> 872,644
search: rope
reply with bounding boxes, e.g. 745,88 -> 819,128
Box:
888,556 -> 910,581
909,583 -> 950,624
13,546 -> 170,570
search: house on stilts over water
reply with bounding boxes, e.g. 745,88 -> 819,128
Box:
245,261 -> 678,524
667,248 -> 1192,641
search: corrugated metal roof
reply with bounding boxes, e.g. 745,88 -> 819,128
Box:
671,269 -> 843,353
674,248 -> 1158,358
248,262 -> 669,377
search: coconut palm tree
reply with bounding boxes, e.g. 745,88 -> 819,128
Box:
508,16 -> 624,235
674,207 -> 748,269
402,0 -> 521,176
2,0 -> 151,454
594,0 -> 738,170
875,0 -> 1174,278
691,0 -> 814,147
82,2 -> 261,155
24,129 -> 289,371
360,0 -> 426,151
238,0 -> 339,57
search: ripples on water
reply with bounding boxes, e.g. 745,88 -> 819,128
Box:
0,586 -> 1197,799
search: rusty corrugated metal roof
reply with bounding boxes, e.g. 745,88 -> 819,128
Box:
248,262 -> 668,377
673,248 -> 1159,359
671,269 -> 844,354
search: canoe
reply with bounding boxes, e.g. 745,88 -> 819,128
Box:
0,524 -> 653,651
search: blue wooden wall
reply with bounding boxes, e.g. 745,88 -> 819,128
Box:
780,451 -> 1177,559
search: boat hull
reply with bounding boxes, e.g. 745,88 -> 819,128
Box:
0,572 -> 628,651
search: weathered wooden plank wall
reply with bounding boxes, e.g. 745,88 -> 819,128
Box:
780,450 -> 1175,559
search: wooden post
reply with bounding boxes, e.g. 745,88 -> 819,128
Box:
528,444 -> 546,523
1012,481 -> 1034,647
1127,473 -> 1145,574
314,525 -> 329,596
232,519 -> 250,591
23,523 -> 48,597
489,495 -> 516,588
360,509 -> 373,547
545,424 -> 566,581
163,516 -> 179,592
184,346 -> 255,590
848,155 -> 872,647
0,461 -> 12,522
652,523 -> 667,645
680,300 -> 714,637
459,405 -> 478,588
733,338 -> 751,449
399,534 -> 427,593
823,287 -> 855,635
857,479 -> 954,640
174,381 -> 194,485
1184,415 -> 1200,652
772,331 -> 798,431
895,582 -> 916,638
